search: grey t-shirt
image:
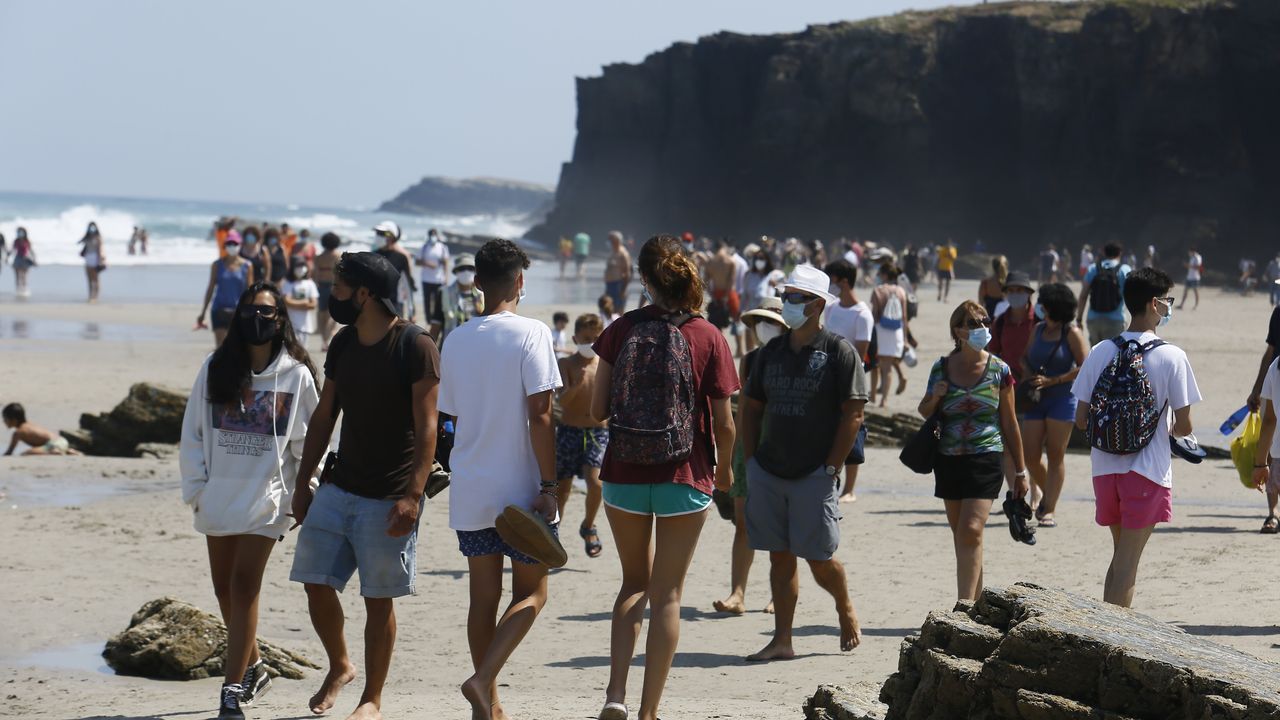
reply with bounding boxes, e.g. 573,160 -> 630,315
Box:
745,329 -> 869,479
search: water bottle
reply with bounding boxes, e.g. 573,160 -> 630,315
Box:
1220,404 -> 1250,436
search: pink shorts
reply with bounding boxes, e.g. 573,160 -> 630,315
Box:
1092,472 -> 1172,529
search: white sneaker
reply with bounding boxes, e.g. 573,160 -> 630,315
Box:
599,701 -> 628,720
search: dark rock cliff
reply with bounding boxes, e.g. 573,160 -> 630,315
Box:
379,176 -> 554,218
532,0 -> 1280,265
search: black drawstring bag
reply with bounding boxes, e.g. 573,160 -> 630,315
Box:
899,356 -> 946,474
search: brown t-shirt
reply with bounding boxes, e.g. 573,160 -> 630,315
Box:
325,322 -> 441,499
557,356 -> 606,429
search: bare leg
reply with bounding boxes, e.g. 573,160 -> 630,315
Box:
347,597 -> 395,720
463,554 -> 505,719
206,535 -> 275,686
556,475 -> 575,520
582,466 -> 603,531
1021,419 -> 1047,512
807,558 -> 861,651
839,464 -> 859,503
603,506 -> 654,707
714,497 -> 753,614
1103,524 -> 1154,607
747,551 -> 798,662
1037,420 -> 1073,522
213,328 -> 228,348
945,499 -> 993,601
462,558 -> 549,720
303,584 -> 357,715
636,510 -> 707,720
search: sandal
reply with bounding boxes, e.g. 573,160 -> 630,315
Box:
1262,515 -> 1279,535
580,525 -> 604,558
599,701 -> 628,720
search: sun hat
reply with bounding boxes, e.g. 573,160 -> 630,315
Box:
782,264 -> 837,306
373,220 -> 401,241
1003,271 -> 1034,292
741,296 -> 785,327
454,253 -> 476,271
224,230 -> 242,247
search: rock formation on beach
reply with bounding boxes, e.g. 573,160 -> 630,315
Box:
379,176 -> 554,219
104,597 -> 318,680
804,582 -> 1280,719
532,0 -> 1280,264
63,383 -> 187,457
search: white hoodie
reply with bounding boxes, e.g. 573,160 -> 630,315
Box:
180,348 -> 319,536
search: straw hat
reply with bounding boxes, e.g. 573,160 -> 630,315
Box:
741,296 -> 785,327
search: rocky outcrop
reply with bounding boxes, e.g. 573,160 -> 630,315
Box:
533,0 -> 1280,267
809,582 -> 1280,719
379,176 -> 554,219
103,597 -> 318,681
63,383 -> 188,457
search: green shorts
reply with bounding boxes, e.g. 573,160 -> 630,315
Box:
603,481 -> 711,518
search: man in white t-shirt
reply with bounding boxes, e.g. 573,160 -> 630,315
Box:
437,239 -> 562,720
416,228 -> 451,340
1178,247 -> 1203,310
281,264 -> 319,346
731,243 -> 750,357
823,259 -> 874,503
1071,267 -> 1200,609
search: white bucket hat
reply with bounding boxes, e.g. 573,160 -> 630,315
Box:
782,264 -> 837,306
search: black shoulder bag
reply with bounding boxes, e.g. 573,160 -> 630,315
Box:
899,355 -> 948,474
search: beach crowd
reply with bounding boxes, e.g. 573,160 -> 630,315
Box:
9,219 -> 1280,720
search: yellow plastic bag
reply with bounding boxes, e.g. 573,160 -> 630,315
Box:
1230,411 -> 1261,489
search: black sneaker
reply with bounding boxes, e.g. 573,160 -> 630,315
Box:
218,683 -> 245,720
240,661 -> 271,706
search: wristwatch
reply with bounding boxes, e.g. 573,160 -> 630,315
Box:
825,465 -> 839,477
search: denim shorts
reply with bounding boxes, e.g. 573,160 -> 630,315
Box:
556,425 -> 609,479
289,483 -> 420,598
603,481 -> 711,518
1022,391 -> 1077,422
456,525 -> 559,565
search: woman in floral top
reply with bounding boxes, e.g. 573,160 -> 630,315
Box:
918,300 -> 1030,601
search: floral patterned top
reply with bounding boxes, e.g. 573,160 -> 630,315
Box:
926,354 -> 1014,456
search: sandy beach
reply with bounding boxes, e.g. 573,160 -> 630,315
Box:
2,279 -> 1278,720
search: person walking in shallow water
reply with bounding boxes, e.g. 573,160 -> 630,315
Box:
79,221 -> 105,302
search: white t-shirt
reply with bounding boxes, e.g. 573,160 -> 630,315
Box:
1070,331 -> 1201,488
843,249 -> 860,267
438,311 -> 563,531
551,327 -> 573,357
282,279 -> 319,334
1260,358 -> 1280,458
824,300 -> 874,350
1187,253 -> 1203,282
418,241 -> 450,285
732,253 -> 749,295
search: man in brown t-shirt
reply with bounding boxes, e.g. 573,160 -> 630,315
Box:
555,314 -> 608,558
288,251 -> 440,720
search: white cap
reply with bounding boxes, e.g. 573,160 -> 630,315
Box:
373,221 -> 401,240
782,264 -> 837,306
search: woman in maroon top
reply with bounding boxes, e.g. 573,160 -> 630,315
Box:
590,234 -> 738,720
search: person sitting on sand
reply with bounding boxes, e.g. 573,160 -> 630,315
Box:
1071,268 -> 1201,608
437,239 -> 562,720
179,282 -> 318,720
554,313 -> 608,559
918,301 -> 1029,602
589,234 -> 738,720
288,252 -> 440,720
3,403 -> 77,455
740,264 -> 865,662
714,296 -> 786,616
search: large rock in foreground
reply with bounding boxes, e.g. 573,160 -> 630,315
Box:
103,597 -> 318,681
844,582 -> 1280,719
63,383 -> 188,457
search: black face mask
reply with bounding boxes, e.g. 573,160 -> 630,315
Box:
328,294 -> 361,325
239,314 -> 278,346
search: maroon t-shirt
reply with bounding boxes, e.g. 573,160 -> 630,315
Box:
593,307 -> 740,496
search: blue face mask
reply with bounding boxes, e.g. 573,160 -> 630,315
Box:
1158,299 -> 1172,327
967,326 -> 992,351
1034,303 -> 1046,320
781,301 -> 810,329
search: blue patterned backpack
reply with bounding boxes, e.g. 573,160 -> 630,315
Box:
1085,337 -> 1167,454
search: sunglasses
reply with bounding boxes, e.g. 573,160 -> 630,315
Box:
1156,296 -> 1175,305
239,304 -> 279,319
780,291 -> 819,305
960,316 -> 992,329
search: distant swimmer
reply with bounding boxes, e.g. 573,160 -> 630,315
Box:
128,225 -> 149,256
3,403 -> 80,456
10,227 -> 35,298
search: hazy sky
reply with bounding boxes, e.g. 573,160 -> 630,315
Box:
1,0 -> 956,208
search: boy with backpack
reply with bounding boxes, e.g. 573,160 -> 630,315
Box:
1071,267 -> 1201,608
1076,243 -> 1130,346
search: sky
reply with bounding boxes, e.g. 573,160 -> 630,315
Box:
1,0 -> 958,208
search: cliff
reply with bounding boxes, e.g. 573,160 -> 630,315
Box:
379,176 -> 554,218
532,0 -> 1280,264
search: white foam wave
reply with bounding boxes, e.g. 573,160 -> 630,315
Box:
279,213 -> 360,230
0,204 -> 204,267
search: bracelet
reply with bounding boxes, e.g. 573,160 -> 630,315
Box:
1014,469 -> 1028,479
1255,464 -> 1270,469
540,480 -> 558,489
539,488 -> 558,498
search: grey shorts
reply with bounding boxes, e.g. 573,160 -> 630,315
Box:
745,458 -> 841,561
1086,316 -> 1126,346
289,483 -> 420,598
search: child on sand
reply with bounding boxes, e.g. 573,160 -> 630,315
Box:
3,403 -> 76,455
1071,267 -> 1200,608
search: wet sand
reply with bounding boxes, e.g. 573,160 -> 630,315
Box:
2,280 -> 1278,719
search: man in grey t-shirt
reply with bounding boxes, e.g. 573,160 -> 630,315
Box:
740,264 -> 868,662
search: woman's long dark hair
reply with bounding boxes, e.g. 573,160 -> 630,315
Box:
207,282 -> 316,404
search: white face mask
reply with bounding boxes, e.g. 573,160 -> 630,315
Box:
754,322 -> 783,344
753,259 -> 767,271
1006,292 -> 1029,308
455,270 -> 475,285
576,343 -> 597,359
781,301 -> 810,329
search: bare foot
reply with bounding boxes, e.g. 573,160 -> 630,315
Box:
713,596 -> 746,615
344,701 -> 382,720
839,607 -> 863,651
310,664 -> 357,715
746,639 -> 795,662
763,600 -> 775,614
461,675 -> 492,720
492,703 -> 509,720
838,493 -> 858,504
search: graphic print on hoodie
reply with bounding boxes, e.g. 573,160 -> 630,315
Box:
213,388 -> 295,456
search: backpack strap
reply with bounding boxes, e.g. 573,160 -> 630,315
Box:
395,322 -> 428,389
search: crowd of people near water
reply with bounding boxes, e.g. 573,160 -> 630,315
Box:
8,219 -> 1280,720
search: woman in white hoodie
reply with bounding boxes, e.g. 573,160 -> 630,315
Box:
180,281 -> 319,720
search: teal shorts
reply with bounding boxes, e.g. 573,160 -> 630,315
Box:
602,481 -> 711,518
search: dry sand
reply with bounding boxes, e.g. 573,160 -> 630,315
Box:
1,280 -> 1278,720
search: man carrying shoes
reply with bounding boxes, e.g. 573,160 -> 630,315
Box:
740,264 -> 868,661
